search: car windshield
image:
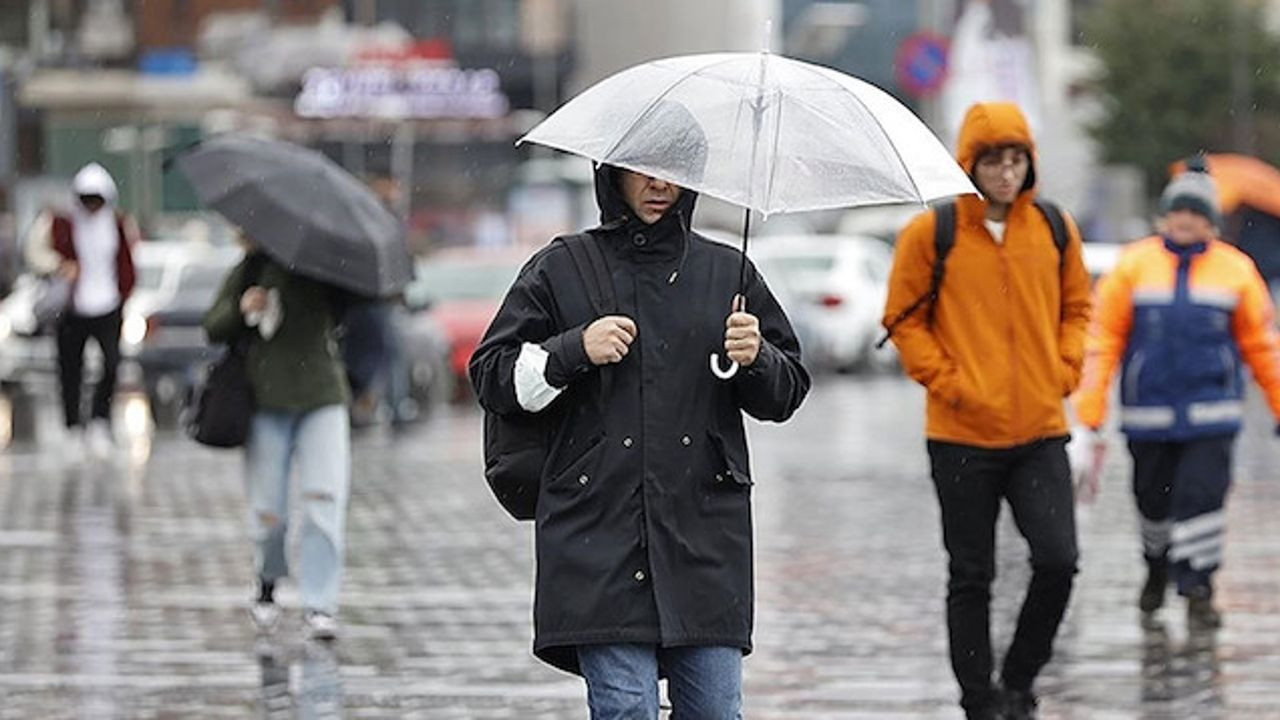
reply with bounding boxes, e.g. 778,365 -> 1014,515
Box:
166,264 -> 233,312
135,264 -> 165,292
409,260 -> 522,305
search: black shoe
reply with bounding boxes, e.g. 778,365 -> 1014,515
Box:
1139,558 -> 1168,613
1001,687 -> 1038,720
1186,587 -> 1222,629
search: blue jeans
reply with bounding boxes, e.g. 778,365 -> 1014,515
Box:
577,643 -> 743,719
245,405 -> 350,614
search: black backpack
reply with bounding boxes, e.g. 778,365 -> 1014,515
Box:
482,233 -> 615,521
878,199 -> 1069,347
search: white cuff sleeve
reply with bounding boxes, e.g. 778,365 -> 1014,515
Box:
515,342 -> 564,412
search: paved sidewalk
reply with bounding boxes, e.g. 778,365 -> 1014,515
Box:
1,376 -> 1278,718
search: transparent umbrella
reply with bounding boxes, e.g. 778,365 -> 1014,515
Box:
520,51 -> 975,378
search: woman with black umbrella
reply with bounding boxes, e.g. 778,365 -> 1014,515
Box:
204,238 -> 355,641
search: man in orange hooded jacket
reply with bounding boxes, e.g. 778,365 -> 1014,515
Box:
882,103 -> 1091,719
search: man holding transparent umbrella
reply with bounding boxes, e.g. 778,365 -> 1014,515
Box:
470,103 -> 810,717
473,47 -> 974,717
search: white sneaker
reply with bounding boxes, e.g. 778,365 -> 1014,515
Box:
249,601 -> 281,634
85,421 -> 114,459
62,427 -> 86,466
303,610 -> 338,641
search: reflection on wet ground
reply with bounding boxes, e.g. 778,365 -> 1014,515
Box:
1,375 -> 1278,717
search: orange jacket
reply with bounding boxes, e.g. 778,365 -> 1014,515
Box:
1072,236 -> 1280,437
882,103 -> 1092,448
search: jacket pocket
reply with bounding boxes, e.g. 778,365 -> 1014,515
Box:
546,433 -> 606,493
706,431 -> 752,488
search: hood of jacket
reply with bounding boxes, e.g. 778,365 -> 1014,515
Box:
955,102 -> 1038,199
593,163 -> 699,266
72,162 -> 118,204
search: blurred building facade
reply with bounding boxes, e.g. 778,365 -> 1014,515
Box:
3,0 -> 1279,272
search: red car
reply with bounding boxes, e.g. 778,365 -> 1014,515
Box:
407,248 -> 531,399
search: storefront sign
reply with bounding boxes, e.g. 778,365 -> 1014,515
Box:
295,65 -> 509,120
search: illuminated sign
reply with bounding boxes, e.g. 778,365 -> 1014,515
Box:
295,65 -> 509,120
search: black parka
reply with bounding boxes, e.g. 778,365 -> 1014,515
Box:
470,165 -> 810,673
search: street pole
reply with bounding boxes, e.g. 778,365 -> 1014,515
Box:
1229,0 -> 1255,155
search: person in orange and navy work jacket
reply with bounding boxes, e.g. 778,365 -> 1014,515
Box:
1072,157 -> 1280,630
882,102 -> 1092,720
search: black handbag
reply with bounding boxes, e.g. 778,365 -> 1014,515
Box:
184,255 -> 267,449
184,340 -> 255,448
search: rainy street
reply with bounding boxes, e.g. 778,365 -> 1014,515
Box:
1,374 -> 1278,719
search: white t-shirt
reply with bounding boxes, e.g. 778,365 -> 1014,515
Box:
984,219 -> 1006,245
70,208 -> 122,317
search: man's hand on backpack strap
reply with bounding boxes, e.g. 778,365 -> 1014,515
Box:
583,316 -> 637,365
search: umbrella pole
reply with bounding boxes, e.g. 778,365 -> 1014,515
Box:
737,207 -> 751,305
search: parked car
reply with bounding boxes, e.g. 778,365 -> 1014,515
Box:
1082,241 -> 1124,284
751,234 -> 896,373
406,248 -> 529,399
131,248 -> 243,426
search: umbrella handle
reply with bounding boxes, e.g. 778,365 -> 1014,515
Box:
710,352 -> 740,380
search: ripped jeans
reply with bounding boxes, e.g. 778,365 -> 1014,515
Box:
245,405 -> 350,615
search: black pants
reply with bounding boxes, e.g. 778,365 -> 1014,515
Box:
1129,436 -> 1233,596
928,437 -> 1079,713
56,307 -> 122,428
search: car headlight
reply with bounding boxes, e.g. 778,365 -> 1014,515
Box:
122,313 -> 149,347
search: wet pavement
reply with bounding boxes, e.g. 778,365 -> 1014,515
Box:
1,375 -> 1278,718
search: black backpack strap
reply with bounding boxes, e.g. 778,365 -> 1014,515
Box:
925,201 -> 957,327
1033,199 -> 1070,274
557,233 -> 615,316
877,201 -> 956,348
555,233 -> 617,409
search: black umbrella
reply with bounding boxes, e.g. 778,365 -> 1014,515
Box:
173,135 -> 412,298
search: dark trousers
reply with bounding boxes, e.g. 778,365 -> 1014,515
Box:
927,437 -> 1079,712
1129,436 -> 1233,596
56,307 -> 122,428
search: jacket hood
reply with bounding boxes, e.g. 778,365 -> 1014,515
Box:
593,163 -> 698,240
955,102 -> 1038,195
72,162 -> 118,203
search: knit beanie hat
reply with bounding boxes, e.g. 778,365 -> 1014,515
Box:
1159,155 -> 1221,227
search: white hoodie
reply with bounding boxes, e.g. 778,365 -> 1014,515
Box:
69,163 -> 123,316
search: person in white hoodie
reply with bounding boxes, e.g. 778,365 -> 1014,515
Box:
25,163 -> 138,456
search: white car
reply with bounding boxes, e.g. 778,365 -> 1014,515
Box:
751,234 -> 896,373
1082,241 -> 1124,283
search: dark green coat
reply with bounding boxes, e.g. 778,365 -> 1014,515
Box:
203,254 -> 350,412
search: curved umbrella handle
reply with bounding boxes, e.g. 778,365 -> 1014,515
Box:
710,352 -> 740,380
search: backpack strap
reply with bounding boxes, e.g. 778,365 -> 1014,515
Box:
555,232 -> 617,407
925,201 -> 957,327
1032,198 -> 1070,274
876,201 -> 955,348
557,233 -> 616,316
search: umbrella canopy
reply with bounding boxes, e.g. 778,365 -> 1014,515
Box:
174,135 -> 412,298
1171,153 -> 1280,219
519,51 -> 975,216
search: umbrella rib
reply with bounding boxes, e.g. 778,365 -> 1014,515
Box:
762,91 -> 785,214
598,54 -> 747,162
